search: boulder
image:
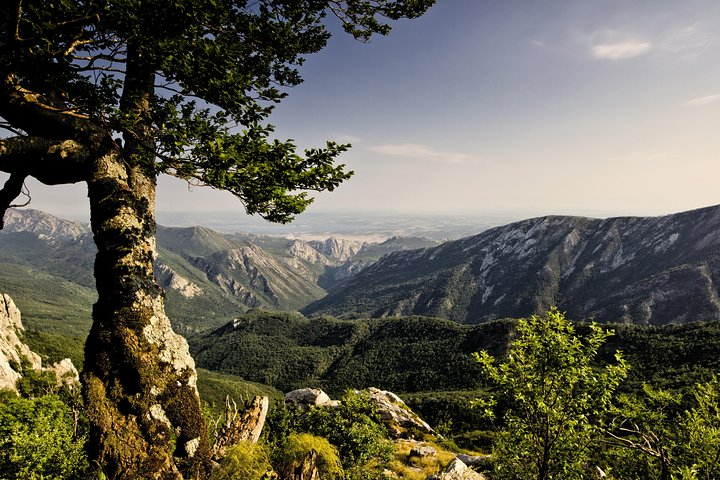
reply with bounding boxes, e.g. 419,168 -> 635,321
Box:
427,458 -> 487,480
47,358 -> 80,388
455,453 -> 492,469
285,388 -> 334,407
364,387 -> 436,438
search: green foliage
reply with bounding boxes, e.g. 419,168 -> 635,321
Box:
0,390 -> 88,480
211,441 -> 273,480
603,379 -> 720,480
278,433 -> 344,479
266,391 -> 393,472
476,308 -> 629,480
190,313 -> 493,394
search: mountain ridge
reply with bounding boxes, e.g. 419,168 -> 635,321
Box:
303,204 -> 720,325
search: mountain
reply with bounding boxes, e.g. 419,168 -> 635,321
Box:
303,205 -> 720,326
0,209 -> 437,333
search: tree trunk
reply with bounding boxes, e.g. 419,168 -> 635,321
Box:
82,148 -> 211,479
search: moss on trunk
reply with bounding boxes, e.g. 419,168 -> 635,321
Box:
82,149 -> 211,479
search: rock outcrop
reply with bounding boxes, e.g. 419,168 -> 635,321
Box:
0,294 -> 42,391
427,458 -> 487,480
364,387 -> 436,438
0,294 -> 79,393
155,263 -> 203,298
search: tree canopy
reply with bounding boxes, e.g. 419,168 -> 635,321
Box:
0,1 -> 435,477
0,0 -> 433,222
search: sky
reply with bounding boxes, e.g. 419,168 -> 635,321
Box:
13,0 -> 720,220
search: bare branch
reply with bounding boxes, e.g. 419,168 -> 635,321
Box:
0,172 -> 28,229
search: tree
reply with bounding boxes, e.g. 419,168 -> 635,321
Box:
605,379 -> 720,480
0,1 -> 434,478
475,308 -> 628,480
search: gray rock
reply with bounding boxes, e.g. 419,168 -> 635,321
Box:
285,388 -> 333,407
0,294 -> 41,392
47,358 -> 80,388
0,293 -> 80,393
427,458 -> 487,480
410,445 -> 438,458
364,387 -> 436,438
455,453 -> 492,468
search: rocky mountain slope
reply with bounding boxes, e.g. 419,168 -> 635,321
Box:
303,205 -> 720,325
0,209 -> 438,333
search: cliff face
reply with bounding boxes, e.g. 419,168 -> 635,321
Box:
304,205 -> 720,326
0,294 -> 78,393
0,294 -> 42,391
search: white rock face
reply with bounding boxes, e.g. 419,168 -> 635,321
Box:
0,294 -> 41,392
364,387 -> 435,438
47,358 -> 80,387
3,208 -> 90,240
0,294 -> 81,394
429,458 -> 487,480
317,237 -> 364,262
288,240 -> 332,266
156,264 -> 202,298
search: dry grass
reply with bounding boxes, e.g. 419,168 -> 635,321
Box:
387,439 -> 458,479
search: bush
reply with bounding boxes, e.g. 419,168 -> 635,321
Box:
211,441 -> 273,480
278,433 -> 344,479
265,390 -> 394,472
0,390 -> 88,479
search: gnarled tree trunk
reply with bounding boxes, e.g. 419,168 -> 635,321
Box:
82,147 -> 211,479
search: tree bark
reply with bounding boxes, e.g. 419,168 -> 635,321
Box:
82,147 -> 211,479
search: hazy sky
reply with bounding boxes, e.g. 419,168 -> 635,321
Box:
13,0 -> 720,219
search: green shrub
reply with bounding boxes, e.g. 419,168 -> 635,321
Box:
0,390 -> 88,479
211,441 -> 273,480
278,433 -> 344,479
266,391 -> 394,471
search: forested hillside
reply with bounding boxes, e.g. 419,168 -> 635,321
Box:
189,310 -> 720,395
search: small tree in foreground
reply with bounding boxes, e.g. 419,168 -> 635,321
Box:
475,308 -> 628,480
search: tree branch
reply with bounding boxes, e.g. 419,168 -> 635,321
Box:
0,75 -> 95,139
0,172 -> 28,230
0,136 -> 93,185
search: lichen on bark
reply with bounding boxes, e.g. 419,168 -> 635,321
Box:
82,150 -> 210,479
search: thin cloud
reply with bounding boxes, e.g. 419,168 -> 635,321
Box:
661,25 -> 712,60
591,41 -> 652,60
368,143 -> 470,163
683,94 -> 720,107
334,134 -> 361,144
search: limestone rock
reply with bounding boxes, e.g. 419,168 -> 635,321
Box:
427,458 -> 487,480
455,453 -> 492,469
47,358 -> 80,388
285,388 -> 334,407
364,387 -> 435,438
410,445 -> 438,458
0,294 -> 41,392
155,263 -> 202,298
